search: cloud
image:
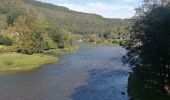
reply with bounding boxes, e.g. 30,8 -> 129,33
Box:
59,2 -> 136,18
122,0 -> 137,3
87,2 -> 119,11
37,0 -> 142,18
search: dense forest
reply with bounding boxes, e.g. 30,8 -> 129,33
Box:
0,0 -> 132,34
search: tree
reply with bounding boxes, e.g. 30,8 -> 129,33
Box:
6,10 -> 20,26
42,31 -> 57,50
49,28 -> 72,49
0,34 -> 12,46
11,16 -> 34,54
123,0 -> 170,99
11,15 -> 51,54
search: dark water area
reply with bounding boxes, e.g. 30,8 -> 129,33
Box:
0,45 -> 129,100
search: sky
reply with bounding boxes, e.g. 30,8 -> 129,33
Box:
37,0 -> 143,19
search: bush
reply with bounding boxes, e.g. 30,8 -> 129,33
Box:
0,35 -> 12,46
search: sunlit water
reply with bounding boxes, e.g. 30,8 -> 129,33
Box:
0,45 -> 129,100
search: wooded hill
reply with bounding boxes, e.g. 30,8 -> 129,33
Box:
0,0 -> 131,35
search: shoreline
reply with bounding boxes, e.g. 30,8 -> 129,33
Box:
0,60 -> 58,72
0,45 -> 80,72
0,53 -> 58,72
0,44 -> 116,72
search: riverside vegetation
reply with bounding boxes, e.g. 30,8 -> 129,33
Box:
123,0 -> 170,100
0,53 -> 58,71
1,0 -> 170,100
0,0 -> 130,71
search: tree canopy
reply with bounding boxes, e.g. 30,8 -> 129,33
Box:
123,0 -> 170,99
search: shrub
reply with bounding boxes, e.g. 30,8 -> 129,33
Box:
0,35 -> 12,46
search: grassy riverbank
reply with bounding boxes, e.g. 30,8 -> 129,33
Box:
90,41 -> 119,46
52,46 -> 79,55
0,53 -> 58,71
0,45 -> 79,72
87,39 -> 127,46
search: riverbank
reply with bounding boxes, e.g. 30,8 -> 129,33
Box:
0,45 -> 80,72
52,46 -> 79,55
90,41 -> 119,46
0,45 -> 129,100
0,53 -> 58,72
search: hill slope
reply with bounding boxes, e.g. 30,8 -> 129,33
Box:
0,0 -> 131,34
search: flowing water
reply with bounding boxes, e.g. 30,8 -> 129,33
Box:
0,45 -> 129,100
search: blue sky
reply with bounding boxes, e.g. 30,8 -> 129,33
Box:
37,0 -> 143,19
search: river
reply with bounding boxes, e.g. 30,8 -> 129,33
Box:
0,45 -> 129,100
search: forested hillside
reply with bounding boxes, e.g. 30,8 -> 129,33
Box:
0,0 -> 131,34
0,0 -> 132,54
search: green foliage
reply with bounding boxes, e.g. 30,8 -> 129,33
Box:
51,46 -> 79,55
6,11 -> 20,26
0,35 -> 12,46
123,0 -> 170,99
42,31 -> 57,49
50,28 -> 72,48
128,73 -> 170,100
13,16 -> 49,54
10,15 -> 73,54
0,0 -> 131,54
0,0 -> 131,35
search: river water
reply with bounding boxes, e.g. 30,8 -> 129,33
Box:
0,45 -> 129,100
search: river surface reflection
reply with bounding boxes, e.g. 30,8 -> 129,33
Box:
0,45 -> 129,100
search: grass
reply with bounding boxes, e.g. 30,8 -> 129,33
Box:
0,45 -> 12,53
52,46 -> 79,55
0,53 -> 58,71
0,45 -> 78,71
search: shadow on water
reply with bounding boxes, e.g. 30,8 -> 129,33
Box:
72,68 -> 129,100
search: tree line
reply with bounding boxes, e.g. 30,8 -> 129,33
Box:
0,0 -> 131,37
0,0 -> 132,52
0,13 -> 73,54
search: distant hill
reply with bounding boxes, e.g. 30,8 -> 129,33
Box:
0,0 -> 132,34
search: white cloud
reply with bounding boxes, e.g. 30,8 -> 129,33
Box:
87,2 -> 118,11
59,2 -> 136,18
121,0 -> 138,3
37,0 -> 141,18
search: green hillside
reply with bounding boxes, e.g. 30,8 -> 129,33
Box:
0,0 -> 131,34
0,0 -> 132,54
